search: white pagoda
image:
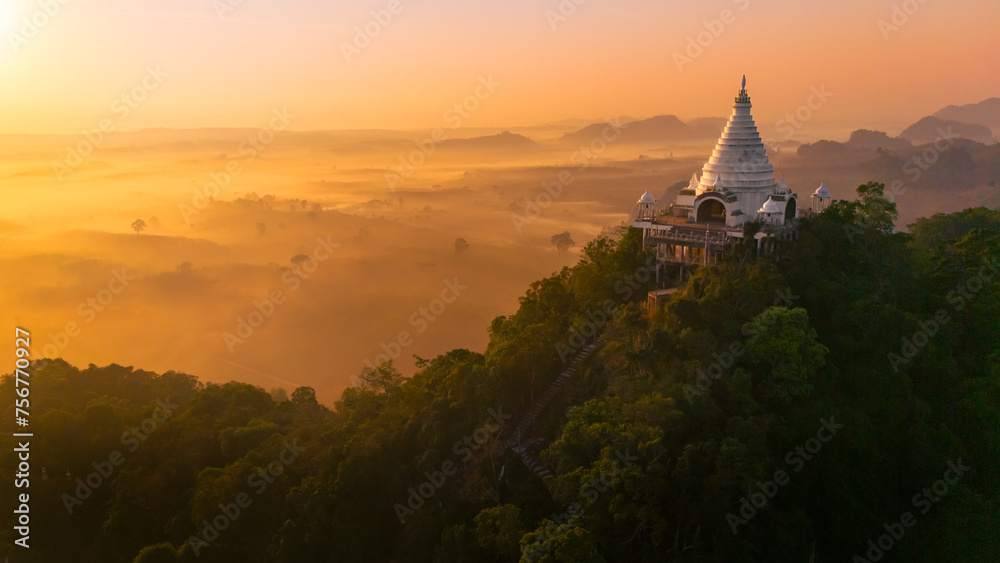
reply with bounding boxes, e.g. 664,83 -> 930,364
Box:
630,77 -> 815,288
664,75 -> 798,227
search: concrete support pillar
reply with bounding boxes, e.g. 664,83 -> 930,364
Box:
655,245 -> 661,287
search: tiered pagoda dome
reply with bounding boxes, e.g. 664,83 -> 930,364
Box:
696,75 -> 778,195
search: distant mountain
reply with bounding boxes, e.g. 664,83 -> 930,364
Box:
933,98 -> 1000,136
858,138 -> 981,187
685,117 -> 727,139
900,116 -> 994,145
559,115 -> 721,145
972,141 -> 1000,168
437,131 -> 537,152
845,129 -> 913,152
796,129 -> 911,159
796,140 -> 860,160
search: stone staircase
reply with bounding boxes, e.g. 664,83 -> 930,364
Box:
504,335 -> 607,481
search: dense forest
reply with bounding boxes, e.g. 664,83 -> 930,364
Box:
2,183 -> 998,562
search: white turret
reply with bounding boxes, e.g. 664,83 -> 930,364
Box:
758,196 -> 783,225
777,176 -> 789,194
687,173 -> 699,191
633,190 -> 656,222
811,183 -> 832,213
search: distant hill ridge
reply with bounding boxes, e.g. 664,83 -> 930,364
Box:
559,97 -> 999,149
900,116 -> 994,145
796,96 -> 998,158
560,115 -> 725,145
797,129 -> 912,158
933,97 -> 1000,136
438,130 -> 537,151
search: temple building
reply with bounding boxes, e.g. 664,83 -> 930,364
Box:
630,76 -> 831,291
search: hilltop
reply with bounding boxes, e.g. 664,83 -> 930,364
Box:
933,97 -> 1000,137
2,187 -> 998,562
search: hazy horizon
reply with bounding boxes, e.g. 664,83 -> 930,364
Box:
2,0 -> 998,135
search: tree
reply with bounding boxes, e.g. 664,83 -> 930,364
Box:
855,181 -> 898,232
520,522 -> 605,562
455,238 -> 469,255
740,306 -> 827,407
291,386 -> 318,406
133,543 -> 179,563
358,361 -> 403,395
131,219 -> 147,234
474,505 -> 525,559
551,231 -> 575,252
270,387 -> 289,402
828,181 -> 898,236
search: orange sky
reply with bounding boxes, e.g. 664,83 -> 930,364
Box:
1,0 -> 998,137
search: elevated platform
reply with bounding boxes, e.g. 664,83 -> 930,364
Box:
647,288 -> 679,310
642,216 -> 739,250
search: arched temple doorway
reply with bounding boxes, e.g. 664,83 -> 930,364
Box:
696,199 -> 727,224
785,198 -> 796,223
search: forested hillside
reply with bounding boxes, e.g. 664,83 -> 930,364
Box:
2,183 -> 998,562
